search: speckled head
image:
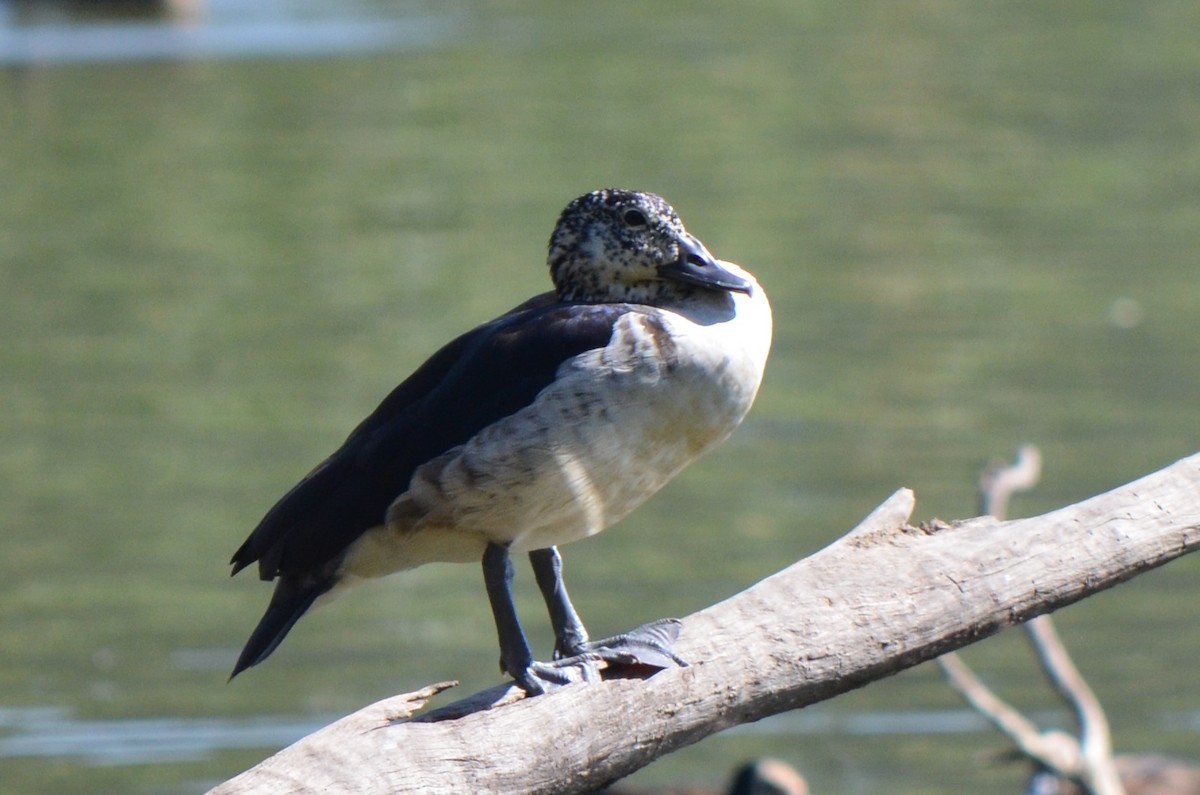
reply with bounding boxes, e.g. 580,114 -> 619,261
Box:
548,189 -> 751,303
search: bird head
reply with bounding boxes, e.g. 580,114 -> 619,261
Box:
548,189 -> 751,303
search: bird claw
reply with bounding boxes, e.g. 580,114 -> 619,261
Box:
515,654 -> 605,696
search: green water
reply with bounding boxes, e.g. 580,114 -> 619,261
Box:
3,2 -> 1200,793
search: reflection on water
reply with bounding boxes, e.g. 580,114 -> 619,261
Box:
0,0 -> 460,64
0,706 -> 330,765
0,703 -> 1051,765
2,700 -> 1195,767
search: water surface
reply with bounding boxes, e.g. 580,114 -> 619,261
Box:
3,2 -> 1200,793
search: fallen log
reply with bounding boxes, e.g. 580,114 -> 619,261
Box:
210,452 -> 1200,795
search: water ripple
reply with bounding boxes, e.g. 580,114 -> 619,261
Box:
0,706 -> 332,765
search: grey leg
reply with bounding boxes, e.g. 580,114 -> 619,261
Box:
527,545 -> 688,671
483,542 -> 534,680
482,542 -> 603,695
529,546 -> 588,657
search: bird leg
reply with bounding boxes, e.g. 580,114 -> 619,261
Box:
482,542 -> 604,695
527,545 -> 589,656
528,546 -> 688,671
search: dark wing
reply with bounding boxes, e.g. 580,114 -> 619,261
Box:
230,298 -> 629,582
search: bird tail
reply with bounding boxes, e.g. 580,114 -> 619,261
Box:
229,575 -> 328,680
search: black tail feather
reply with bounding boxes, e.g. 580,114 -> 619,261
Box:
229,576 -> 327,680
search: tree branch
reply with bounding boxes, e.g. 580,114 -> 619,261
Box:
1024,617 -> 1125,795
945,444 -> 1126,795
937,652 -> 1082,774
210,453 -> 1200,795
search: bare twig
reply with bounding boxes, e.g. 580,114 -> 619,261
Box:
978,443 -> 1042,518
1024,616 -> 1124,795
938,652 -> 1081,774
942,445 -> 1125,795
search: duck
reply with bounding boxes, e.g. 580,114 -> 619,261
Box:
228,188 -> 773,695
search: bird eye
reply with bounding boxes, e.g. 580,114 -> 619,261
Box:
623,209 -> 648,227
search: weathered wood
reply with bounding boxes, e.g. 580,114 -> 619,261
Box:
210,453 -> 1200,795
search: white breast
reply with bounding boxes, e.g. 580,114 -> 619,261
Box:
346,265 -> 772,578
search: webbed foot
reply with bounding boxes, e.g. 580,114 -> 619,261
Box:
511,619 -> 686,695
560,617 -> 688,670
